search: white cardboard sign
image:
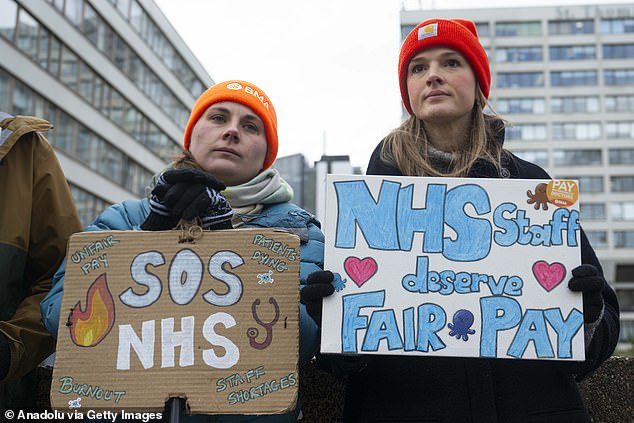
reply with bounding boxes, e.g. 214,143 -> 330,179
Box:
321,175 -> 585,361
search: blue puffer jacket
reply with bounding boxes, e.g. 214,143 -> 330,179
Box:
41,198 -> 324,423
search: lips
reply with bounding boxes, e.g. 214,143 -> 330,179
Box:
214,147 -> 240,157
425,90 -> 449,99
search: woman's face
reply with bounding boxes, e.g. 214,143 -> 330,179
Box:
188,101 -> 268,186
406,47 -> 477,128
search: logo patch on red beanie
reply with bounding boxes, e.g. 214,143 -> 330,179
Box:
418,23 -> 438,40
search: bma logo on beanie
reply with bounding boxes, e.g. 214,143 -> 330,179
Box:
418,23 -> 438,40
226,82 -> 242,90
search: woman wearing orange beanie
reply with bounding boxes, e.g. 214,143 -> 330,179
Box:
42,80 -> 324,422
301,19 -> 619,422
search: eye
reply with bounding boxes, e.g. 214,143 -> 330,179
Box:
446,59 -> 460,68
243,122 -> 260,133
411,63 -> 427,74
209,114 -> 226,123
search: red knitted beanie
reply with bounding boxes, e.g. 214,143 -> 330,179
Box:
184,80 -> 278,170
398,19 -> 490,114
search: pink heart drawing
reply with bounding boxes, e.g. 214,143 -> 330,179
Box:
344,256 -> 378,288
532,260 -> 566,292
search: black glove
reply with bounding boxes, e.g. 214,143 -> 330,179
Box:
568,264 -> 605,324
301,271 -> 335,327
141,168 -> 233,231
0,332 -> 10,381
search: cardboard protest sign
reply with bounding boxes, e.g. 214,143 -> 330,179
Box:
321,175 -> 585,361
51,228 -> 300,414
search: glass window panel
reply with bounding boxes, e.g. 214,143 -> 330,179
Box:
129,1 -> 144,33
585,231 -> 607,249
611,202 -> 634,221
510,150 -> 548,167
609,149 -> 634,165
601,18 -> 634,34
12,80 -> 32,115
550,71 -> 597,87
615,231 -> 634,248
36,26 -> 50,69
603,44 -> 634,59
49,36 -> 61,77
497,72 -> 544,88
497,98 -> 545,114
60,46 -> 78,90
553,150 -> 602,166
116,0 -> 131,18
54,110 -> 75,154
78,61 -> 94,103
552,122 -> 601,140
75,123 -> 94,164
548,20 -> 594,35
605,95 -> 634,112
64,0 -> 82,27
611,176 -> 634,192
549,45 -> 595,60
52,0 -> 64,13
82,3 -> 100,45
605,69 -> 634,85
0,0 -> 18,42
109,89 -> 125,125
0,70 -> 10,111
475,22 -> 489,37
606,121 -> 634,139
112,34 -> 129,73
496,21 -> 541,36
551,96 -> 599,113
506,124 -> 547,140
563,176 -> 604,193
579,203 -> 606,221
495,46 -> 542,62
17,9 -> 39,61
401,24 -> 415,40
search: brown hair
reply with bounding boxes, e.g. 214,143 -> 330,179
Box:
380,90 -> 507,177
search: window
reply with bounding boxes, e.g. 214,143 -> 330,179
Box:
496,98 -> 545,114
553,150 -> 602,166
506,124 -> 547,141
511,150 -> 548,167
601,18 -> 634,34
551,96 -> 599,113
579,203 -> 606,221
401,24 -> 415,40
495,47 -> 542,62
603,44 -> 634,59
577,176 -> 604,193
548,19 -> 594,35
605,69 -> 634,85
0,0 -> 18,42
611,202 -> 634,221
59,46 -> 78,91
12,80 -> 32,115
615,231 -> 634,248
609,149 -> 634,165
551,70 -> 597,87
585,231 -> 607,249
64,0 -> 83,27
496,21 -> 541,37
606,121 -> 634,139
70,185 -> 110,228
497,72 -> 544,88
549,45 -> 595,60
605,95 -> 634,112
475,22 -> 489,37
611,176 -> 634,192
552,122 -> 601,140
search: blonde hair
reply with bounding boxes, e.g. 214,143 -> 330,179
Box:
380,90 -> 507,177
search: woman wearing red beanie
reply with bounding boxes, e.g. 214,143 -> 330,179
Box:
41,80 -> 324,423
302,19 -> 619,422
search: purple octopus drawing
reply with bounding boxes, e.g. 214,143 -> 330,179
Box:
448,309 -> 476,341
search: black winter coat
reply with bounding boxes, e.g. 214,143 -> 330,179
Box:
317,139 -> 620,423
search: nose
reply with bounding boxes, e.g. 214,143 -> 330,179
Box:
426,63 -> 445,85
222,120 -> 240,142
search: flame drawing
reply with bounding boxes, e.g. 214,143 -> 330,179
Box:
68,273 -> 115,347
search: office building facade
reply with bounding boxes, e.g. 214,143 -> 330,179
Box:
401,3 -> 634,345
0,0 -> 213,226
